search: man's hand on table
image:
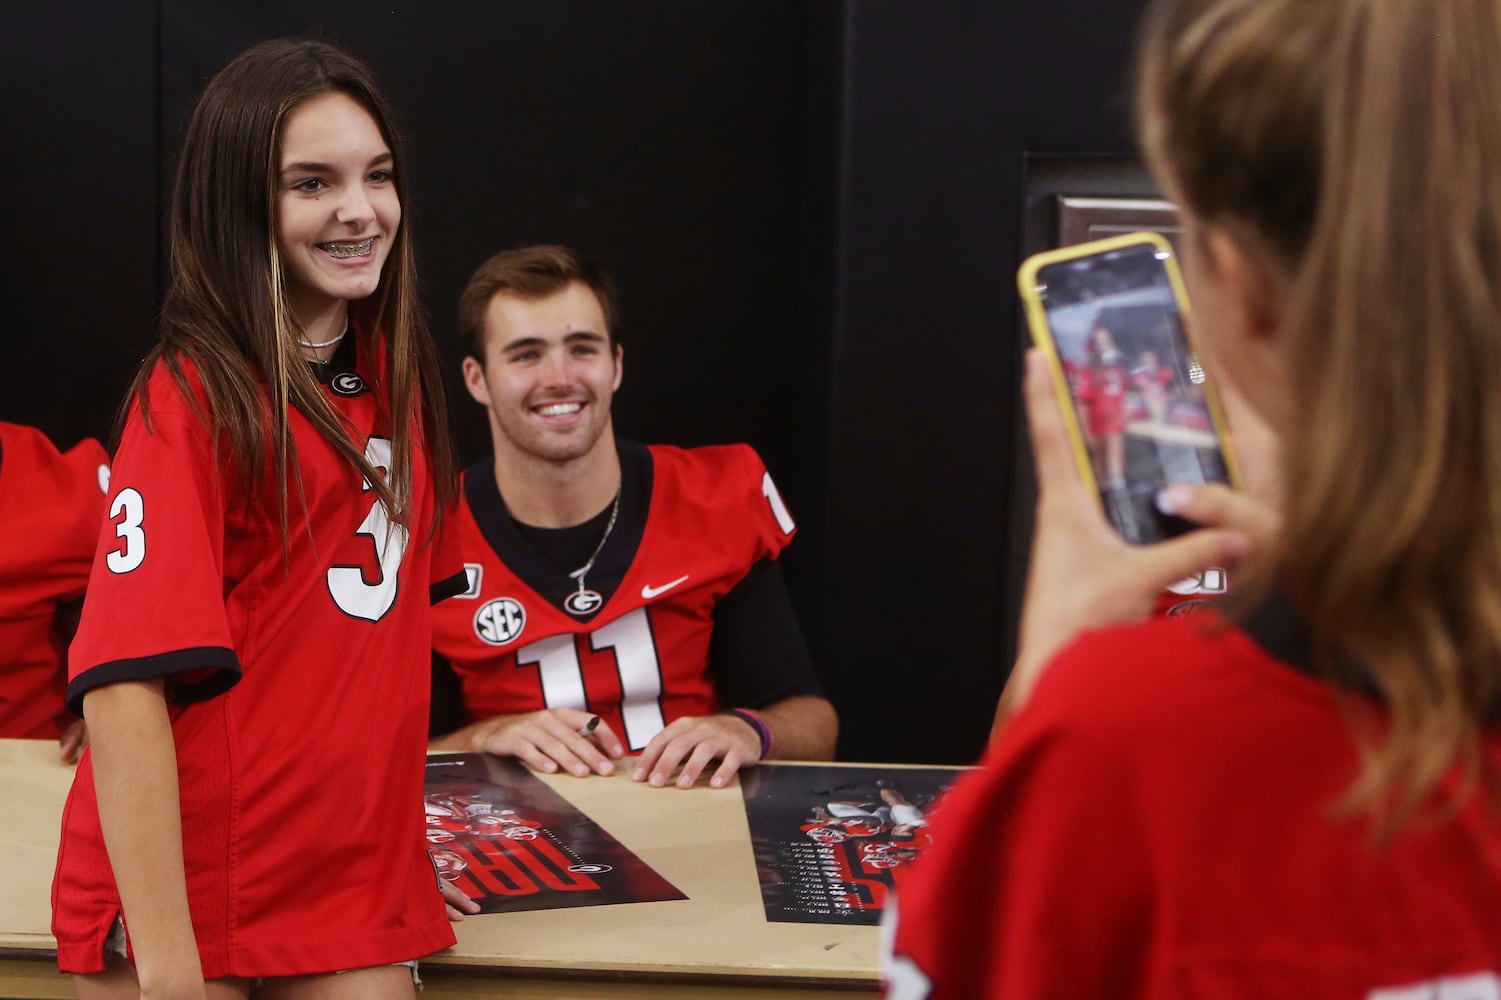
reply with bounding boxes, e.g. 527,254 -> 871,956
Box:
430,708 -> 624,778
632,713 -> 762,790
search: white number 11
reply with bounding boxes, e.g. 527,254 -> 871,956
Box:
517,607 -> 666,751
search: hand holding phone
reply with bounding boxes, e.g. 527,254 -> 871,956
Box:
1000,347 -> 1255,724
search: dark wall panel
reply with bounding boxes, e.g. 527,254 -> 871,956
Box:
820,0 -> 1151,763
1,6 -> 158,449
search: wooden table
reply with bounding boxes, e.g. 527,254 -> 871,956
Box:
0,740 -> 881,998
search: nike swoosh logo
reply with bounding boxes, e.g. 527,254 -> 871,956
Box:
641,575 -> 690,600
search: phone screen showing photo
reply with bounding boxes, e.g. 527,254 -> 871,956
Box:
1032,240 -> 1231,544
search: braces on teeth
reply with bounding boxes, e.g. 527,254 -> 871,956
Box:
323,238 -> 374,259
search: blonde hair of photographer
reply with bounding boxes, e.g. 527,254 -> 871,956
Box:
1138,0 -> 1501,829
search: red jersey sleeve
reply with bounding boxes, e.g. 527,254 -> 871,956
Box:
728,443 -> 797,563
67,366 -> 240,712
0,423 -> 109,618
884,643 -> 1155,1000
0,423 -> 111,737
696,444 -> 818,708
429,496 -> 469,604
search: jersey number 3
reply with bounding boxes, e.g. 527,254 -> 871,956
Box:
327,437 -> 408,622
103,440 -> 408,622
106,488 -> 147,574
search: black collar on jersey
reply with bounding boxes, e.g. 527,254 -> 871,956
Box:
512,499 -> 618,572
1237,588 -> 1384,701
463,440 -> 654,620
306,325 -> 361,387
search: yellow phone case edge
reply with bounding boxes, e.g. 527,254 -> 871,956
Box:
1014,230 -> 1245,504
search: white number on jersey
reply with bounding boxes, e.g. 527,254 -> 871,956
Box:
1166,566 -> 1229,596
879,908 -> 933,1000
327,437 -> 408,622
105,487 -> 146,574
515,607 -> 666,750
762,470 -> 795,535
1370,973 -> 1501,1000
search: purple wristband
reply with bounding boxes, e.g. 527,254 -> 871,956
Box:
725,708 -> 772,760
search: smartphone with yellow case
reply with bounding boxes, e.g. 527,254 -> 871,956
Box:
1017,231 -> 1242,544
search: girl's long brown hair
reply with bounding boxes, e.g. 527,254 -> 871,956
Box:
1138,0 -> 1501,831
128,37 -> 455,542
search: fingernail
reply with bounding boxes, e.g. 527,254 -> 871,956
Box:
1158,484 -> 1193,515
598,762 -> 614,775
573,765 -> 589,777
650,773 -> 666,787
632,768 -> 645,781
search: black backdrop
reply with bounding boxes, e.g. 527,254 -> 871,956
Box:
1,1 -> 1148,764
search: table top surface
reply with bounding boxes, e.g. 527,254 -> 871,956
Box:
0,739 -> 888,983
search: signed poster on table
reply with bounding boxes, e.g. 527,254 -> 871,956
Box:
425,752 -> 684,914
741,763 -> 964,926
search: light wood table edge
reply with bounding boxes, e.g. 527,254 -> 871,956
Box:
422,964 -> 879,997
0,955 -> 71,1000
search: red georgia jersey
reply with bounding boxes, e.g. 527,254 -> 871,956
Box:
53,337 -> 463,977
432,442 -> 795,752
1077,363 -> 1128,437
0,423 -> 109,738
883,614 -> 1501,1000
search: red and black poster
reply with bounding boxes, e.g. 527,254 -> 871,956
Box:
425,753 -> 685,914
741,763 -> 964,925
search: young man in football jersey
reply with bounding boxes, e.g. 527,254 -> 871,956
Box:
430,244 -> 836,789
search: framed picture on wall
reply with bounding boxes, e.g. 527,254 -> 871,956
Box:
1054,195 -> 1182,250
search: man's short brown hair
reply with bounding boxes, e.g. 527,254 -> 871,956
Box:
458,244 -> 619,361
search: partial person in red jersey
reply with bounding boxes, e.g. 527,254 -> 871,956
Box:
0,421 -> 108,758
885,0 -> 1501,996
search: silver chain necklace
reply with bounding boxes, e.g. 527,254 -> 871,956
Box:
298,316 -> 350,352
563,487 -> 622,617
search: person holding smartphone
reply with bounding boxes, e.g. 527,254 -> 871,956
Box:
884,0 -> 1501,996
51,38 -> 475,998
